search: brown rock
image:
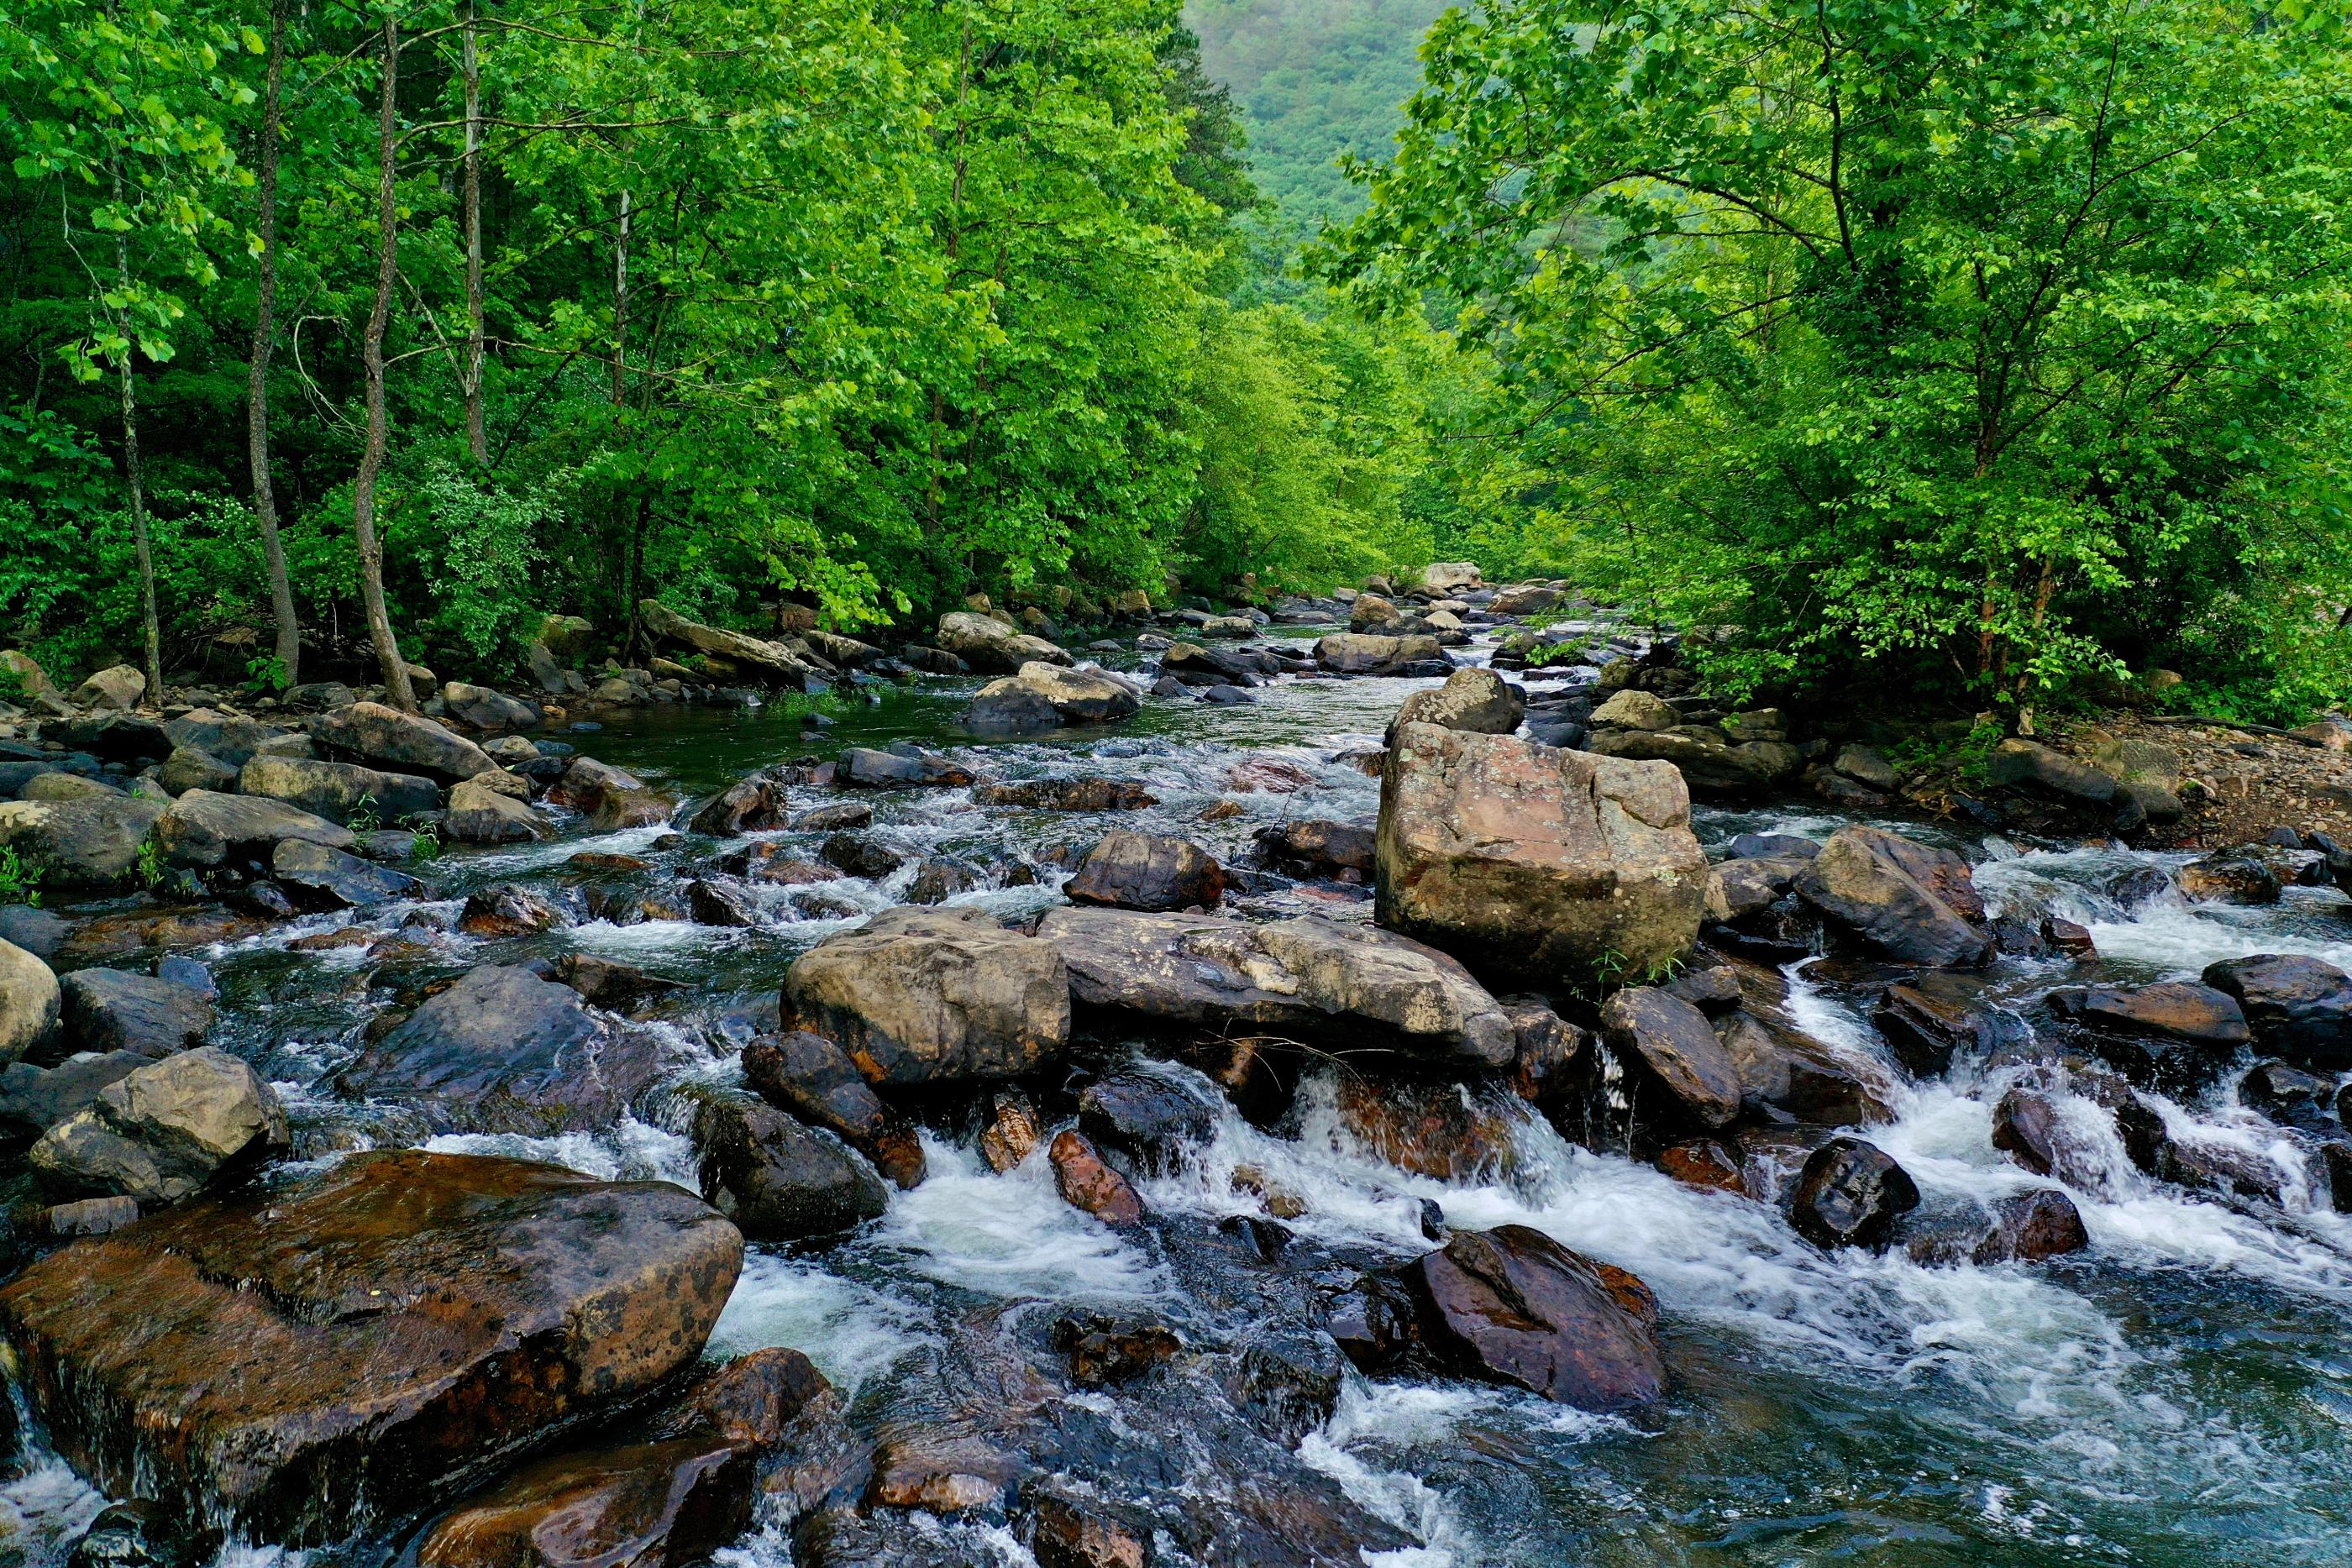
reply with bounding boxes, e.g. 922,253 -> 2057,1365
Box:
415,1435 -> 753,1568
980,1091 -> 1043,1172
1050,1130 -> 1144,1225
1064,831 -> 1226,912
1404,1225 -> 1664,1412
1598,987 -> 1743,1130
1656,1139 -> 1748,1195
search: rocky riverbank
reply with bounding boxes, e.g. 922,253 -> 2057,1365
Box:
0,564 -> 2348,1565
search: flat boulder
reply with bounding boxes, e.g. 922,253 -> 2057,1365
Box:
1585,726 -> 1800,797
2202,954 -> 2352,1068
414,1434 -> 753,1568
310,700 -> 498,782
0,795 -> 165,889
1375,723 -> 1708,989
155,790 -> 352,869
783,907 -> 1069,1085
271,838 -> 423,909
0,1150 -> 742,1542
160,710 -> 278,766
28,1047 -> 286,1203
1404,1225 -> 1662,1412
440,681 -> 541,732
963,663 -> 1140,732
60,968 -> 213,1060
1314,632 -> 1442,675
974,778 -> 1158,812
1391,669 -> 1524,737
638,600 -> 822,684
935,611 -> 1071,674
1793,826 -> 1990,967
835,747 -> 975,789
1038,906 -> 1513,1067
1597,987 -> 1742,1130
0,936 -> 61,1064
339,965 -> 667,1133
692,1093 -> 887,1241
2047,983 -> 2250,1091
238,754 -> 439,826
1064,831 -> 1226,911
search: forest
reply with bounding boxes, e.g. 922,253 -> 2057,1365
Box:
5,0 -> 2351,721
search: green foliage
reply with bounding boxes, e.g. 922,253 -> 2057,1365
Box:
1322,0 -> 2352,721
0,846 -> 42,907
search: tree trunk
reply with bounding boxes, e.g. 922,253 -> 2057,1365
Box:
248,0 -> 300,687
460,0 -> 487,464
354,11 -> 417,712
110,152 -> 162,706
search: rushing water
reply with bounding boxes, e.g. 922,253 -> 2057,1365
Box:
5,626 -> 2351,1567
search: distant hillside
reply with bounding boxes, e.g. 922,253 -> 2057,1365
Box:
1184,0 -> 1452,230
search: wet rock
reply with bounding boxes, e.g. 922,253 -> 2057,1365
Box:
2048,983 -> 2250,1091
655,1345 -> 836,1452
59,968 -> 213,1061
0,936 -> 61,1064
1053,1312 -> 1180,1387
2200,954 -> 2352,1069
743,1031 -> 890,1146
310,700 -> 497,782
154,789 -> 360,874
156,746 -> 239,797
1584,726 -> 1800,797
1729,832 -> 1819,860
1049,1130 -> 1145,1225
2321,1142 -> 2352,1214
271,837 -> 423,909
1872,973 -> 2023,1075
868,1434 -> 1020,1513
1598,987 -> 1744,1131
1714,1009 -> 1890,1126
1079,1071 -> 1219,1174
340,966 -> 666,1133
552,953 -> 683,1010
1788,1137 -> 1919,1251
1992,1087 -> 2065,1175
444,775 -> 554,842
1404,1225 -> 1664,1412
974,778 -> 1158,811
1322,1269 -> 1421,1372
1252,819 -> 1377,882
585,786 -> 674,831
1793,825 -> 1991,967
1391,668 -> 1524,737
980,1090 -> 1044,1172
0,905 -> 69,960
1983,1188 -> 2090,1262
836,746 -> 976,789
1029,1493 -> 1152,1568
1376,723 -> 1708,988
817,832 -> 903,879
784,906 -> 1069,1085
2176,852 -> 2281,905
1313,632 -> 1443,675
905,857 -> 983,905
794,800 -> 874,831
936,611 -> 1071,674
237,754 -> 439,826
966,663 -> 1141,732
1041,907 -> 1512,1067
2239,1060 -> 2337,1133
1065,831 -> 1226,912
682,774 -> 791,836
1984,739 -> 2116,804
0,794 -> 166,889
29,1047 -> 286,1203
459,883 -> 563,936
1656,1139 -> 1748,1194
686,878 -> 761,926
0,1149 -> 742,1543
1334,1074 -> 1523,1183
412,1434 -> 753,1568
438,681 -> 541,734
1705,855 -> 1809,922
1225,757 -> 1316,794
66,1501 -> 218,1568
693,1092 -> 887,1240
1159,642 -> 1265,688
543,756 -> 644,812
2045,916 -> 2098,959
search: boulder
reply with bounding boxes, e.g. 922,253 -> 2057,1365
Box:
742,1032 -> 892,1149
1793,826 -> 1990,967
1390,669 -> 1523,736
412,1435 -> 753,1568
1079,1071 -> 1219,1175
310,700 -> 498,781
1584,726 -> 1800,796
1253,819 -> 1378,881
1049,1130 -> 1144,1225
1064,831 -> 1226,912
1984,739 -> 2117,804
154,790 -> 353,869
73,664 -> 146,711
1375,723 -> 1708,988
0,936 -> 61,1064
964,663 -> 1140,732
934,611 -> 1071,674
1038,907 -> 1513,1067
238,754 -> 439,826
783,907 -> 1069,1086
1159,642 -> 1265,687
1349,594 -> 1400,632
28,1047 -> 286,1203
0,1150 -> 741,1542
1787,1137 -> 1919,1250
1980,1189 -> 2091,1264
339,966 -> 667,1133
0,648 -> 55,696
160,710 -> 277,767
439,682 -> 540,732
638,600 -> 823,684
692,1093 -> 887,1241
2200,955 -> 2352,1068
459,884 -> 563,936
1871,972 -> 2023,1075
156,746 -> 239,796
1706,855 -> 1808,922
0,795 -> 165,889
1588,690 -> 1679,732
835,747 -> 976,789
2047,983 -> 2250,1091
545,756 -> 647,811
20,771 -> 122,802
60,968 -> 213,1060
1597,987 -> 1743,1130
688,774 -> 791,836
445,776 -> 554,842
2176,852 -> 2282,906
1833,744 -> 1899,792
270,838 -> 423,909
1403,1225 -> 1662,1412
974,778 -> 1158,812
904,857 -> 981,905
1992,1087 -> 2065,1176
1313,632 -> 1442,675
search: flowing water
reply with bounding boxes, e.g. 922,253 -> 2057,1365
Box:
5,627 -> 2350,1566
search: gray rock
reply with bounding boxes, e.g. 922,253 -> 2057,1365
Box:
1984,739 -> 2116,804
238,754 -> 440,826
0,794 -> 166,889
155,747 -> 239,796
934,611 -> 1071,674
29,1047 -> 286,1203
1597,987 -> 1743,1130
1391,669 -> 1525,737
0,936 -> 61,1065
440,682 -> 541,732
1793,826 -> 1990,967
155,789 -> 353,868
692,1093 -> 887,1241
1065,831 -> 1226,912
444,776 -> 553,842
0,1051 -> 149,1141
60,968 -> 213,1060
309,700 -> 498,782
270,837 -> 423,909
160,710 -> 278,766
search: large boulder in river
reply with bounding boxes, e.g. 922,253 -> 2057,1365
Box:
1391,668 -> 1523,737
237,754 -> 439,826
1064,831 -> 1226,911
60,968 -> 213,1060
339,966 -> 668,1133
1403,1225 -> 1662,1413
963,662 -> 1140,733
27,1046 -> 286,1203
1584,726 -> 1800,797
783,907 -> 1070,1086
1314,632 -> 1442,675
1375,722 -> 1708,989
1793,826 -> 1990,967
692,1092 -> 887,1241
444,775 -> 554,842
310,700 -> 498,782
935,611 -> 1070,674
1788,1137 -> 1919,1251
0,937 -> 60,1064
1597,987 -> 1743,1131
1037,907 -> 1514,1067
155,790 -> 353,869
0,794 -> 165,889
271,838 -> 423,909
2201,954 -> 2352,1069
688,774 -> 791,836
412,1434 -> 753,1568
2047,983 -> 2250,1091
0,1150 -> 742,1543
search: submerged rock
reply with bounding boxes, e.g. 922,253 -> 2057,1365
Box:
975,777 -> 1158,811
0,1150 -> 742,1543
1404,1225 -> 1664,1412
784,907 -> 1069,1085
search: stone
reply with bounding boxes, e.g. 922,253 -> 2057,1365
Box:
0,936 -> 61,1064
1871,973 -> 2023,1075
1031,1494 -> 1152,1568
1079,1072 -> 1219,1175
1833,744 -> 1898,792
28,1047 -> 286,1203
742,1031 -> 892,1147
686,878 -> 761,927
964,663 -> 1140,732
1981,1188 -> 2091,1263
1313,632 -> 1443,675
935,611 -> 1071,674
21,771 -> 121,801
1376,723 -> 1708,988
1787,1137 -> 1919,1251
339,966 -> 667,1134
0,1051 -> 146,1141
1793,826 -> 1990,967
783,907 -> 1069,1085
2048,983 -> 2250,1091
1705,856 -> 1808,922
1588,690 -> 1679,732
835,747 -> 975,789
1065,831 -> 1226,912
2176,853 -> 2282,906
793,800 -> 874,832
0,904 -> 68,959
693,1093 -> 887,1241
445,776 -> 554,842
818,833 -> 903,879
413,1435 -> 753,1568
0,1150 -> 741,1543
552,954 -> 684,1011
1253,819 -> 1378,881
459,884 -> 563,936
974,778 -> 1158,812
73,665 -> 146,711
1657,1139 -> 1747,1194
545,756 -> 647,811
1404,1225 -> 1662,1413
310,700 -> 498,781
1226,757 -> 1316,793
156,746 -> 239,796
238,754 -> 439,826
1983,739 -> 2117,804
688,774 -> 791,836
270,838 -> 423,909
586,788 -> 675,831
1391,669 -> 1524,736
439,681 -> 540,732
2200,954 -> 2352,1068
1992,1087 -> 2065,1175
1049,1130 -> 1144,1225
1349,594 -> 1400,632
1584,726 -> 1801,796
1716,1009 -> 1890,1126
979,1091 -> 1043,1172
160,710 -> 276,767
60,968 -> 213,1060
638,600 -> 822,684
1597,987 -> 1744,1130
1040,907 -> 1513,1067
0,795 -> 165,889
1490,584 -> 1564,616
155,790 -> 352,868
1335,1075 -> 1524,1183
0,648 -> 55,697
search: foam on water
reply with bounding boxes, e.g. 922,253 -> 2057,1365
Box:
707,1251 -> 927,1397
420,1112 -> 697,1186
